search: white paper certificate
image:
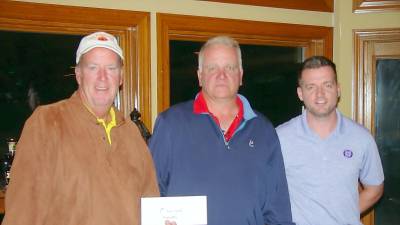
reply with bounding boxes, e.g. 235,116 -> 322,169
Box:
141,195 -> 207,225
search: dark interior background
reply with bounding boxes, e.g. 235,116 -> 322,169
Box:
0,30 -> 81,159
170,40 -> 303,127
374,59 -> 400,224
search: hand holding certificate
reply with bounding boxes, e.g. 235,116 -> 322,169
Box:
141,196 -> 207,225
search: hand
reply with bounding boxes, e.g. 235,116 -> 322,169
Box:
165,220 -> 177,225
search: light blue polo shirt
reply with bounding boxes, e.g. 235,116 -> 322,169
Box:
277,109 -> 384,225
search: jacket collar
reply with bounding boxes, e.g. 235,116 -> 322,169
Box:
68,91 -> 125,126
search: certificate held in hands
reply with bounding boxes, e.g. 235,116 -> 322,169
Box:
141,196 -> 207,225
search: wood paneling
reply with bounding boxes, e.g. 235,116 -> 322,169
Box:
0,1 -> 152,127
353,0 -> 400,13
354,28 -> 400,225
354,28 -> 400,130
200,0 -> 334,12
157,13 -> 333,112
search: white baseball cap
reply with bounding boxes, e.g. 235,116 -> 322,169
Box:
76,31 -> 124,64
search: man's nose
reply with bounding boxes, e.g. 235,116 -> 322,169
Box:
216,67 -> 228,79
316,86 -> 325,96
97,67 -> 107,80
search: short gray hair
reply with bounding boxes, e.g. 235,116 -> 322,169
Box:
198,36 -> 243,72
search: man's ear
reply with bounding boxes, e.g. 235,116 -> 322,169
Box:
75,66 -> 82,85
119,69 -> 123,86
297,86 -> 303,101
197,69 -> 203,87
239,68 -> 243,86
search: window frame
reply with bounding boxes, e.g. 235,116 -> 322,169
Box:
354,27 -> 400,225
157,13 -> 333,112
0,1 -> 152,127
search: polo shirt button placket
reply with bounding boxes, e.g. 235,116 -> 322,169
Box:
320,142 -> 330,173
225,142 -> 231,150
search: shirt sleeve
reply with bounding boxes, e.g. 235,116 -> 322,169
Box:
148,113 -> 173,196
360,134 -> 384,186
3,107 -> 57,225
263,128 -> 295,225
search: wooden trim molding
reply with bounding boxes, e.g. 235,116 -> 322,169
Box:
353,0 -> 400,13
157,13 -> 333,113
354,28 -> 400,225
354,28 -> 400,130
0,1 -> 152,127
200,0 -> 334,12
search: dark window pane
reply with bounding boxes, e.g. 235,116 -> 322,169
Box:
169,40 -> 302,126
240,44 -> 302,126
169,41 -> 202,105
0,31 -> 82,154
375,59 -> 400,225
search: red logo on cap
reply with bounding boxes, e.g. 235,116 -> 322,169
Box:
97,36 -> 108,41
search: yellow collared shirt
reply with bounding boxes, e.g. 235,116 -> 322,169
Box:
96,107 -> 117,145
83,102 -> 117,145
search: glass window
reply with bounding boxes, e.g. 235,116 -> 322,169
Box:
169,40 -> 303,126
374,59 -> 400,225
0,31 -> 82,155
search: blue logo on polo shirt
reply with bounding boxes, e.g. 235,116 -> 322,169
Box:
343,149 -> 353,158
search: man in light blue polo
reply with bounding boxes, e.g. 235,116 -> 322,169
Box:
277,56 -> 384,225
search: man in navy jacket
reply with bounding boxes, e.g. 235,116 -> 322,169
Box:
149,36 -> 294,225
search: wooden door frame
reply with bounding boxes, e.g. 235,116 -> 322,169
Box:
200,0 -> 334,12
354,28 -> 400,225
157,13 -> 333,113
0,1 -> 152,127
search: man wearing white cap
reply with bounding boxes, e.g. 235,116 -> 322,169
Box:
2,32 -> 159,225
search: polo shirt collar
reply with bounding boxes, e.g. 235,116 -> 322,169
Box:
193,91 -> 257,121
300,108 -> 344,139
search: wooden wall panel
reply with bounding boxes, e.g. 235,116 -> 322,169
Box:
201,0 -> 334,12
353,0 -> 400,13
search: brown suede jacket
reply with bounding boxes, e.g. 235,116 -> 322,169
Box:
2,92 -> 159,225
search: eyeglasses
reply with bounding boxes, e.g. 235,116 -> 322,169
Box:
202,64 -> 240,75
